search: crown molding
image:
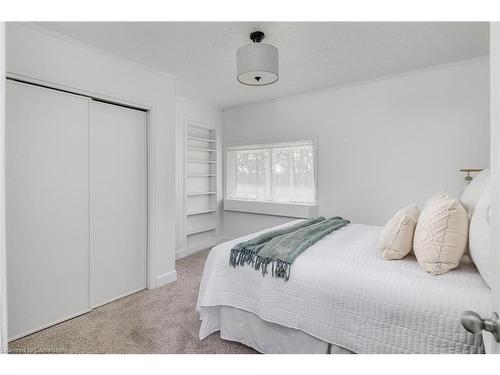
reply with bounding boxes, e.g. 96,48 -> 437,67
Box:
16,22 -> 177,82
223,55 -> 489,112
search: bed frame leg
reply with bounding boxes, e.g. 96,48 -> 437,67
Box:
327,343 -> 332,354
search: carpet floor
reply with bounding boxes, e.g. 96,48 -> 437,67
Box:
9,250 -> 257,354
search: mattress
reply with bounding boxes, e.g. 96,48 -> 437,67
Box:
197,221 -> 491,354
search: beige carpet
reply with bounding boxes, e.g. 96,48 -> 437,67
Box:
9,250 -> 257,354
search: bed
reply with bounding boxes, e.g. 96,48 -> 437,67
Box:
196,220 -> 491,354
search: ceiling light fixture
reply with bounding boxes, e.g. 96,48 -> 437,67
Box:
237,31 -> 279,86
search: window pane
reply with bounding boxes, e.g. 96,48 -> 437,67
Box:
271,148 -> 291,202
234,150 -> 269,200
292,146 -> 315,203
227,142 -> 315,204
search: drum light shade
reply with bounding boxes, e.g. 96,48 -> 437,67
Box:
237,31 -> 279,86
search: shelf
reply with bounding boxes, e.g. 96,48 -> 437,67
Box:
186,209 -> 216,216
187,160 -> 216,164
187,226 -> 217,236
187,191 -> 216,197
187,136 -> 216,143
188,147 -> 216,152
185,124 -> 217,248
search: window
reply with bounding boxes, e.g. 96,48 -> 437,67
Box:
226,140 -> 316,204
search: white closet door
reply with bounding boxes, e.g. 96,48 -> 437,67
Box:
90,101 -> 147,307
6,81 -> 90,340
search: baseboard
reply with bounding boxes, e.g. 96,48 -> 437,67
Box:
217,236 -> 233,243
155,270 -> 177,288
176,242 -> 221,260
175,237 -> 233,261
175,248 -> 188,260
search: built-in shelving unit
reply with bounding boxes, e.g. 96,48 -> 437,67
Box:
188,147 -> 216,152
184,121 -> 218,257
186,226 -> 217,236
187,209 -> 217,216
187,160 -> 216,164
187,191 -> 216,197
187,135 -> 216,143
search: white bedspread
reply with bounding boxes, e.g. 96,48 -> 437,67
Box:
197,221 -> 491,353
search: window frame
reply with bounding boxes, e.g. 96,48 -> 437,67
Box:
224,139 -> 318,218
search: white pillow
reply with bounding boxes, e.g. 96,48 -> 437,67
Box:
469,184 -> 492,287
413,196 -> 469,275
460,169 -> 490,218
425,192 -> 449,207
379,205 -> 421,260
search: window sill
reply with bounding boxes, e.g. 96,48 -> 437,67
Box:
224,199 -> 318,219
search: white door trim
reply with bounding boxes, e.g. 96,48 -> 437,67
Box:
488,22 -> 500,354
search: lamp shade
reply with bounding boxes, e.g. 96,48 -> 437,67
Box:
237,42 -> 279,86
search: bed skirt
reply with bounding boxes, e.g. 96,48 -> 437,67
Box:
199,306 -> 354,354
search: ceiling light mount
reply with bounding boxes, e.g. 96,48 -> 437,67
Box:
237,30 -> 279,86
250,31 -> 265,43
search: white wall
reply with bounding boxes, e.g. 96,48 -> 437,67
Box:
0,22 -> 7,352
175,97 -> 223,256
222,58 -> 490,239
5,23 -> 177,288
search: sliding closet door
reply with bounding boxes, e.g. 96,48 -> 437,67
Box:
90,101 -> 147,307
6,81 -> 90,339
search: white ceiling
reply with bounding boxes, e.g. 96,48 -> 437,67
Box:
37,22 -> 489,108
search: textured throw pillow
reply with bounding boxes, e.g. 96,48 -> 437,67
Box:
469,184 -> 492,287
425,192 -> 449,207
460,169 -> 490,218
413,196 -> 469,275
379,205 -> 421,260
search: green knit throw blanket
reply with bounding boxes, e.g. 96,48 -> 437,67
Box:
229,216 -> 349,280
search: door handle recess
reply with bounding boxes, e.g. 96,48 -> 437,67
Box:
461,311 -> 500,342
